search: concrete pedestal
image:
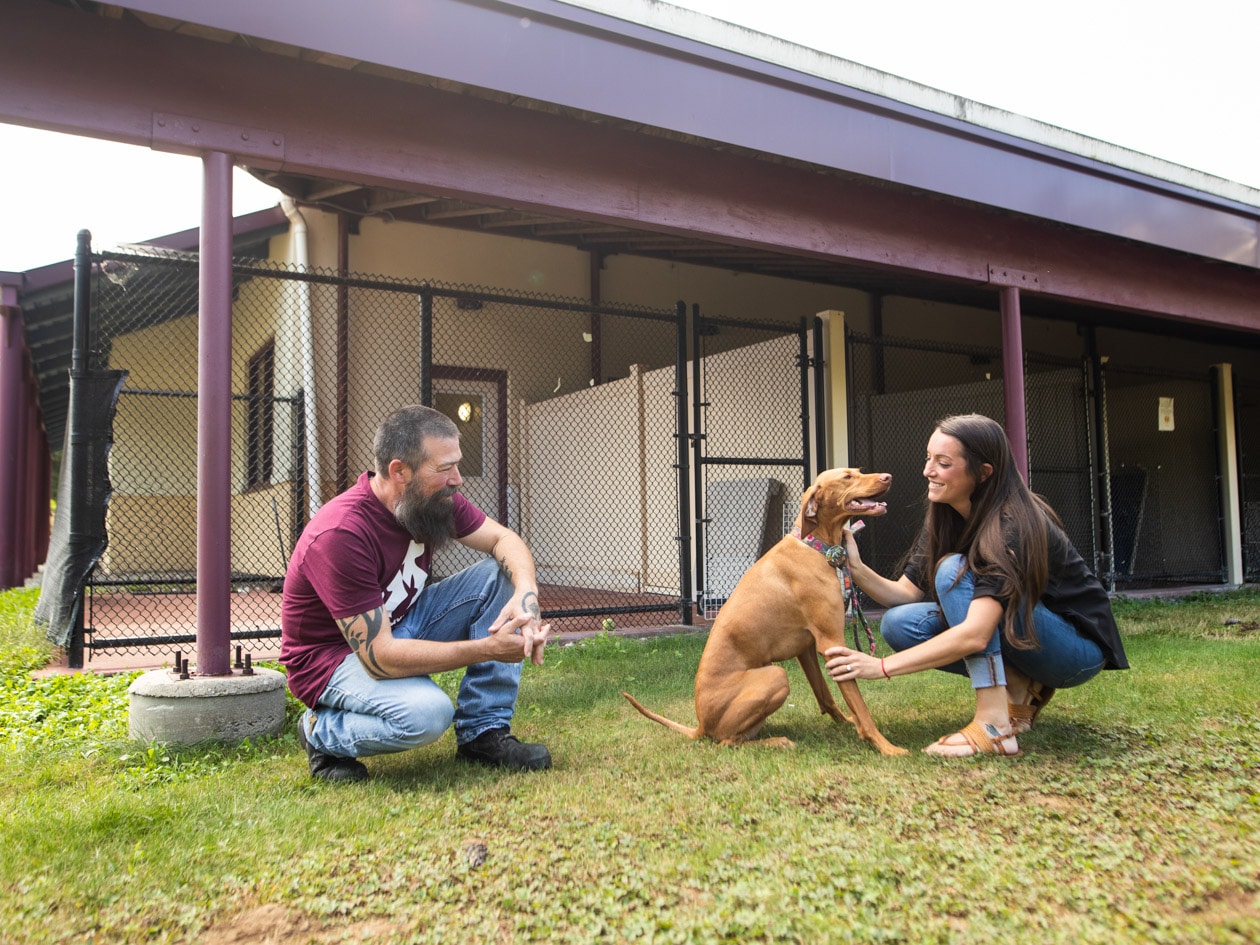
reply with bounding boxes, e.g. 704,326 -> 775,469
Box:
128,667 -> 287,744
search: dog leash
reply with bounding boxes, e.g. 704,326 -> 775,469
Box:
790,527 -> 877,655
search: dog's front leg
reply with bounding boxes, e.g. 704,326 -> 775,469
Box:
797,650 -> 853,725
832,677 -> 908,756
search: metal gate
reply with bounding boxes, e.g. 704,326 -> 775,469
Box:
846,330 -> 1229,591
1098,361 -> 1226,588
1239,379 -> 1260,582
690,310 -> 820,618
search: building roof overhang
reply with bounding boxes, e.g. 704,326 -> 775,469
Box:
96,0 -> 1259,269
2,0 -> 1258,345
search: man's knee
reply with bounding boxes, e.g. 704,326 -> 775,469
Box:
464,558 -> 512,604
394,690 -> 456,749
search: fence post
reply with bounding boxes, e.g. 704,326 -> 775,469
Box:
0,286 -> 23,590
1085,328 -> 1115,591
419,286 -> 433,407
65,229 -> 93,669
797,318 -> 811,491
999,285 -> 1029,482
674,301 -> 692,625
812,316 -> 826,479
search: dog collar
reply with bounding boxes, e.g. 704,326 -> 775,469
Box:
790,526 -> 846,568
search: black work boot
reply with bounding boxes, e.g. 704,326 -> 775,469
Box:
297,717 -> 369,782
457,727 -> 552,771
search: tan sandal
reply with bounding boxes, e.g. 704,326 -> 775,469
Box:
1009,683 -> 1056,735
925,720 -> 1021,758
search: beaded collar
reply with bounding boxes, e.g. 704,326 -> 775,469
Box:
789,525 -> 876,655
790,526 -> 847,568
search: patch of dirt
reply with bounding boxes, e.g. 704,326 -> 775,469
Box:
200,904 -> 398,945
1028,793 -> 1075,813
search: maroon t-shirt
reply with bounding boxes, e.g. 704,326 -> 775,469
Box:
280,471 -> 487,707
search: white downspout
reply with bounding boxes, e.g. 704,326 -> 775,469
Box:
281,197 -> 321,519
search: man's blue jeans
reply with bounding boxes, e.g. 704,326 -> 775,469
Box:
879,554 -> 1105,690
303,558 -> 521,759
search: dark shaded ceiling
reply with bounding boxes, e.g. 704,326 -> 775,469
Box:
252,168 -> 992,302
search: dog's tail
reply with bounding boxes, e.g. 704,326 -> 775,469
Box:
621,691 -> 701,739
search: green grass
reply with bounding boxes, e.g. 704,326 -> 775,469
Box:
1,587 -> 1257,944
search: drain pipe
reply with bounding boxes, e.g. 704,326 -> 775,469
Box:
281,197 -> 321,519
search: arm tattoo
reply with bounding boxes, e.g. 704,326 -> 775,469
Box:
337,606 -> 391,678
522,591 -> 540,620
497,554 -> 513,582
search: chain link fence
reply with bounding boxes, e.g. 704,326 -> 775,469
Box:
844,331 -> 1232,593
78,249 -> 687,659
56,248 -> 1255,661
1240,380 -> 1260,583
1099,363 -> 1225,587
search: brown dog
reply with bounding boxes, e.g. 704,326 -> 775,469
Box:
623,468 -> 907,755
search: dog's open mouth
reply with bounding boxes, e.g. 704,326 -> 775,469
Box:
846,488 -> 889,515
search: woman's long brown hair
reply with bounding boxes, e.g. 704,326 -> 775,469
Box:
916,413 -> 1060,649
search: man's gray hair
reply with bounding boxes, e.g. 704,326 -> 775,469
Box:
373,405 -> 459,474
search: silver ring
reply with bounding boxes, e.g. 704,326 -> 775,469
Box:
845,664 -> 852,673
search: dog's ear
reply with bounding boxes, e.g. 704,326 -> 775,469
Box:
800,485 -> 820,534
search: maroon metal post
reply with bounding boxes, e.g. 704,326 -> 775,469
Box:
999,285 -> 1029,483
197,151 -> 233,675
0,287 -> 22,589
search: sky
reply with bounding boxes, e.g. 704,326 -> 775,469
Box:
2,0 -> 1256,273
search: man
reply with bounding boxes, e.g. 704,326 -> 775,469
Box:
281,405 -> 551,782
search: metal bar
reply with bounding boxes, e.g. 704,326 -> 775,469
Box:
701,457 -> 805,467
292,389 -> 308,539
0,292 -> 22,589
65,230 -> 92,670
118,387 -> 301,403
335,211 -> 350,493
999,285 -> 1029,481
812,316 -> 827,475
88,628 -> 281,650
541,603 -> 683,619
690,304 -> 706,614
588,250 -> 602,386
196,150 -> 234,676
1086,332 -> 1116,591
419,287 -> 433,407
797,317 -> 811,491
674,300 -> 692,625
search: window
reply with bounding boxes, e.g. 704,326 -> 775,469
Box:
246,339 -> 275,489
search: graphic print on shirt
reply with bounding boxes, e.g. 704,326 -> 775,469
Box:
382,540 -> 428,625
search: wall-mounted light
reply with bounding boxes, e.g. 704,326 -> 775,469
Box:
457,401 -> 473,422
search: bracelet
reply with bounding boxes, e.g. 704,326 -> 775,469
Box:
881,658 -> 891,680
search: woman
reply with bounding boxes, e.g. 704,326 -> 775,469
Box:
825,414 -> 1127,757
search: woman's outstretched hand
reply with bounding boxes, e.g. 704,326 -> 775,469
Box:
824,645 -> 882,682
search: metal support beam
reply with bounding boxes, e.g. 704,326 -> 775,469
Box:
0,291 -> 22,589
998,285 -> 1029,482
197,151 -> 233,676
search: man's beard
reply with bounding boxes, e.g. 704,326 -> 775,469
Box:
394,482 -> 457,551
